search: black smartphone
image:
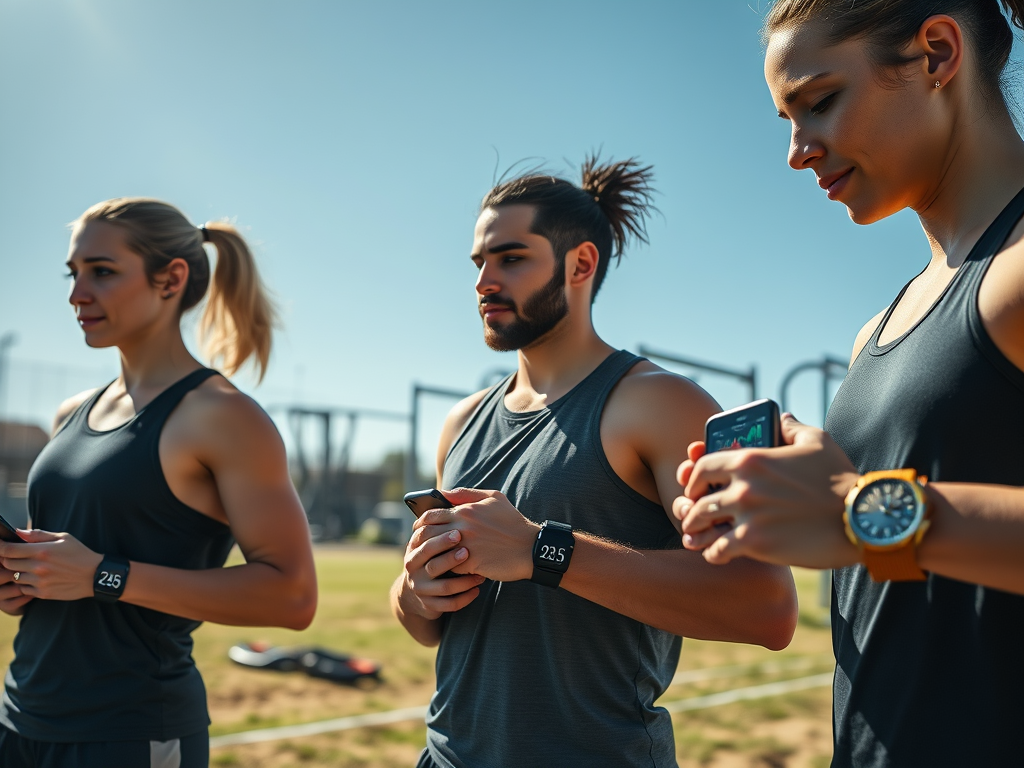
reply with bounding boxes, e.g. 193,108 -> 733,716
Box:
704,398 -> 782,454
0,514 -> 22,543
402,489 -> 459,580
403,489 -> 454,519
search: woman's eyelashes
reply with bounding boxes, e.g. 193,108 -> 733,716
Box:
810,93 -> 837,116
63,267 -> 114,280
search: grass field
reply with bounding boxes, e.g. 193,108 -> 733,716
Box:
0,548 -> 835,767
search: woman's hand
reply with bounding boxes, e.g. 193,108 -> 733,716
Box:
0,530 -> 102,601
673,413 -> 863,569
0,566 -> 33,616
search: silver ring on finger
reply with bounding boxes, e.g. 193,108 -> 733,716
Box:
12,572 -> 20,582
707,502 -> 720,514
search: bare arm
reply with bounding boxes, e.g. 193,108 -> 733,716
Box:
390,389 -> 488,646
564,369 -> 796,648
678,420 -> 1024,595
1,387 -> 318,629
415,371 -> 798,651
677,252 -> 1024,593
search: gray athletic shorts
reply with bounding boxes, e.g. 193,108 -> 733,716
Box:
0,726 -> 208,768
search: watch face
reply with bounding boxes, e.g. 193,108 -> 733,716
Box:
534,526 -> 574,574
850,478 -> 925,547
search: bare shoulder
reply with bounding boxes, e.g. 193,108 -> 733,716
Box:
604,360 -> 720,440
613,359 -> 720,416
53,388 -> 98,435
436,388 -> 489,479
174,374 -> 283,457
850,308 -> 887,366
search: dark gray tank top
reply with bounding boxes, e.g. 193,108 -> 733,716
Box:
427,350 -> 682,768
1,368 -> 234,743
824,189 -> 1024,767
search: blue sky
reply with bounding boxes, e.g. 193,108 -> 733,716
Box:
0,0 -> 950,469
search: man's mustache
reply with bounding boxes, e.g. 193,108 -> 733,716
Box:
479,296 -> 518,313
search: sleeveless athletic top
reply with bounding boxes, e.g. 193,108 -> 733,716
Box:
823,189 -> 1024,767
0,368 -> 234,743
426,350 -> 683,768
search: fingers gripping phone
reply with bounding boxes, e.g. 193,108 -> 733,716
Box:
403,489 -> 454,518
700,399 -> 782,507
402,489 -> 458,579
704,398 -> 782,454
0,513 -> 22,543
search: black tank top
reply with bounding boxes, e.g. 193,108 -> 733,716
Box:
824,189 -> 1024,768
427,350 -> 683,768
1,368 -> 234,743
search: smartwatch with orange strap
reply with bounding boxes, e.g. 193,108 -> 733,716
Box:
842,469 -> 933,582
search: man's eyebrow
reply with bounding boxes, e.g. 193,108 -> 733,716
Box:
783,71 -> 832,105
470,241 -> 530,258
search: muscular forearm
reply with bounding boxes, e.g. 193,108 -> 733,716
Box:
390,574 -> 443,647
918,483 -> 1024,594
122,560 -> 316,630
560,534 -> 797,650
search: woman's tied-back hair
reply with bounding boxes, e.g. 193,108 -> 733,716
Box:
764,1 -> 1024,108
76,198 -> 277,381
481,153 -> 656,302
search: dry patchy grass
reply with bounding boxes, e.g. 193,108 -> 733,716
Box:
0,549 -> 835,767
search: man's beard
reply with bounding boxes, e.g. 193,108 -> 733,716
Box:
481,265 -> 568,352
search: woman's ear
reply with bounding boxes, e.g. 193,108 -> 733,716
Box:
155,258 -> 190,299
916,14 -> 963,87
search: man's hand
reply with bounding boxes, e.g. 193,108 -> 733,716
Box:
0,529 -> 102,601
414,488 -> 540,583
397,526 -> 486,622
672,414 -> 862,569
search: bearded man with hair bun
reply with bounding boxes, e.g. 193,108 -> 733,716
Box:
390,155 -> 799,768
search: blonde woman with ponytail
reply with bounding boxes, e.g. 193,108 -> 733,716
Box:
0,198 -> 316,768
675,2 -> 1024,766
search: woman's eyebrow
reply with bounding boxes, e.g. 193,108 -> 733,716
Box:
783,71 -> 832,105
66,255 -> 116,267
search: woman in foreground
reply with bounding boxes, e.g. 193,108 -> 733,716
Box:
677,3 -> 1024,766
0,199 -> 317,767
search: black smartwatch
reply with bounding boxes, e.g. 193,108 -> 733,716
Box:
531,521 -> 575,588
94,556 -> 130,603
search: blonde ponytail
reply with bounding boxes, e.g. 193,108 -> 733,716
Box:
199,223 -> 276,382
75,198 -> 277,382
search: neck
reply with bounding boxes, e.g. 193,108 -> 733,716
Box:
509,307 -> 614,409
115,322 -> 201,396
915,109 -> 1024,265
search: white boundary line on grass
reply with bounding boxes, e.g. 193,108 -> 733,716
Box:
210,706 -> 430,748
661,672 -> 834,713
669,654 -> 832,687
209,660 -> 835,749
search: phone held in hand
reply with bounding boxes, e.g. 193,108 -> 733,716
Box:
403,489 -> 460,580
0,513 -> 23,543
704,398 -> 782,454
403,489 -> 454,519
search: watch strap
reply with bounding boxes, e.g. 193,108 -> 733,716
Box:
530,566 -> 564,588
858,468 -> 919,485
862,546 -> 927,582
